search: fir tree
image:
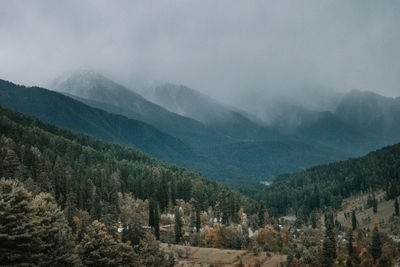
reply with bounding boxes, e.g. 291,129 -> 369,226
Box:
394,198 -> 399,216
372,194 -> 378,213
148,198 -> 155,227
351,210 -> 357,230
311,211 -> 318,229
371,226 -> 382,263
78,220 -> 124,266
134,233 -> 168,266
174,206 -> 182,244
347,231 -> 354,256
0,178 -> 45,266
122,217 -> 145,246
322,213 -> 336,267
32,192 -> 80,266
154,202 -> 160,240
258,203 -> 265,228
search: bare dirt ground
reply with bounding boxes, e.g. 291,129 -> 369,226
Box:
160,243 -> 286,267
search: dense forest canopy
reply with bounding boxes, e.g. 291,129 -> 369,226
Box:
264,142 -> 400,218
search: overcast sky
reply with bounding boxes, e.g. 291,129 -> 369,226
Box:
1,0 -> 399,105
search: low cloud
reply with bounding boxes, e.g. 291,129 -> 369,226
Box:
1,0 -> 399,108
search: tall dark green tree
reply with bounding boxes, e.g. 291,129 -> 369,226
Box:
351,210 -> 357,230
322,213 -> 336,267
370,226 -> 382,263
373,200 -> 378,213
258,203 -> 265,228
157,176 -> 169,212
347,231 -> 354,256
170,176 -> 176,206
310,211 -> 318,229
122,217 -> 145,246
149,198 -> 155,227
394,198 -> 399,216
174,207 -> 182,244
154,202 -> 160,240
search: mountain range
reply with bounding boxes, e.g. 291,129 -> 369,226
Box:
1,70 -> 400,185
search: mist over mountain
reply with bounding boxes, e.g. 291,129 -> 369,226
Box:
0,79 -> 196,163
44,70 -> 400,182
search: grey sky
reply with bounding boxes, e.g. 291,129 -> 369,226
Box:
0,0 -> 399,106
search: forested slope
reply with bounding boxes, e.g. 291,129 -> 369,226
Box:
0,105 -> 258,265
264,142 -> 400,217
0,105 -> 253,222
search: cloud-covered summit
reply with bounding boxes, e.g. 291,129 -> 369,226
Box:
1,0 -> 399,108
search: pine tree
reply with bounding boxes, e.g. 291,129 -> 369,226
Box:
134,233 -> 168,266
78,220 -> 121,266
372,194 -> 378,213
0,178 -> 45,266
347,231 -> 354,256
394,198 -> 399,216
170,177 -> 176,206
154,202 -> 160,240
371,226 -> 382,263
351,210 -> 357,230
174,206 -> 182,244
149,198 -> 155,227
311,211 -> 318,229
322,213 -> 336,267
157,176 -> 169,212
32,192 -> 80,266
258,203 -> 265,228
122,217 -> 145,246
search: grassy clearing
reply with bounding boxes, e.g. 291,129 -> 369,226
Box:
160,243 -> 286,267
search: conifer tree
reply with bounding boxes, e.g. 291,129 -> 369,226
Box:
122,217 -> 145,246
196,206 -> 201,232
154,202 -> 160,240
322,213 -> 336,267
258,203 -> 265,228
347,231 -> 354,256
78,220 -> 124,266
351,210 -> 357,230
174,206 -> 182,244
372,194 -> 378,213
371,226 -> 382,263
394,198 -> 399,216
32,192 -> 80,266
134,233 -> 168,266
0,178 -> 44,266
149,198 -> 155,227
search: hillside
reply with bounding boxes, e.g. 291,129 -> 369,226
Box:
294,90 -> 400,155
0,105 -> 256,266
51,70 -> 227,149
0,79 -> 196,163
140,83 -> 277,140
0,104 -> 252,220
263,141 -> 400,217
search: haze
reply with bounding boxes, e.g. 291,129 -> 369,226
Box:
1,0 -> 399,108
